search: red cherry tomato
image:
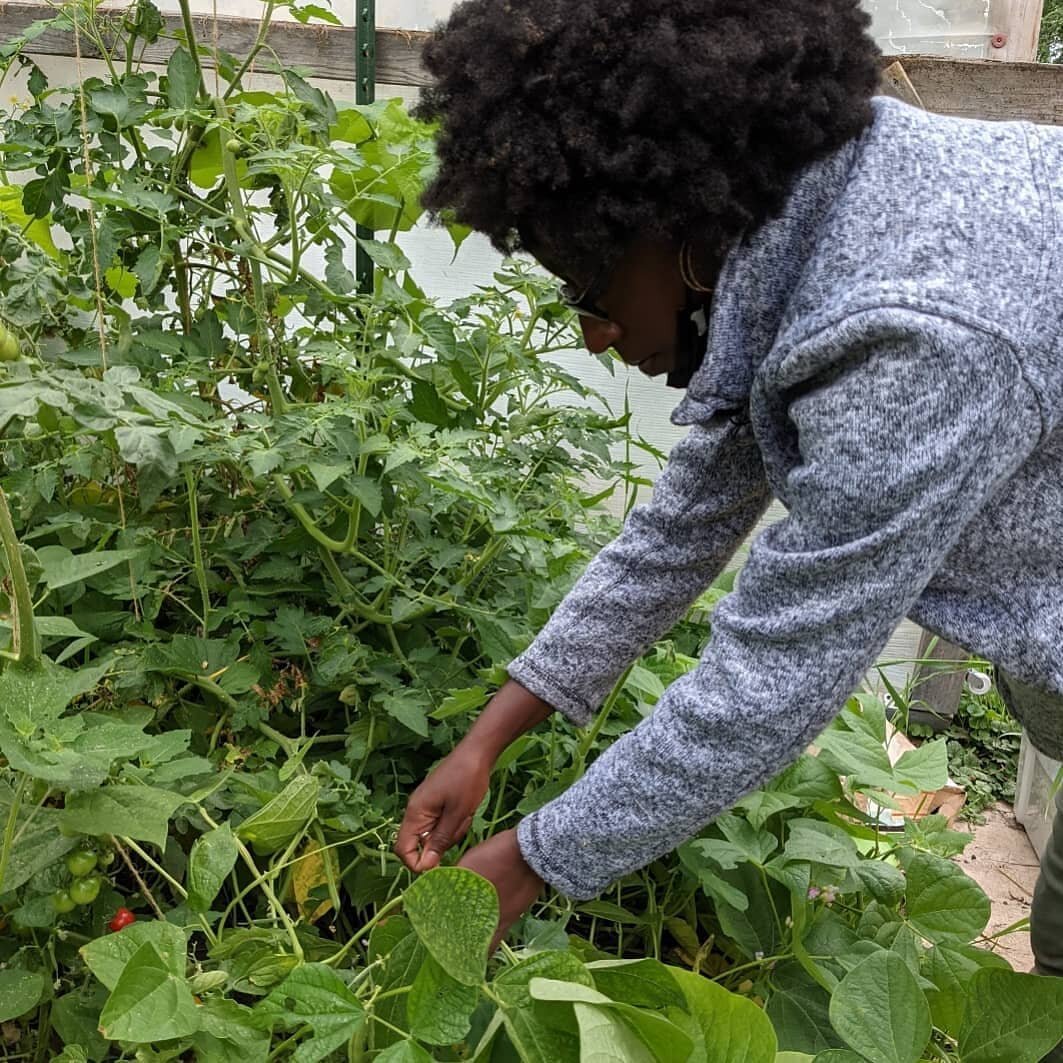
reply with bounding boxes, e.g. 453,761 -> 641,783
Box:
108,907 -> 136,932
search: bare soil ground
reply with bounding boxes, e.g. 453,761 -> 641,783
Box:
954,802 -> 1040,972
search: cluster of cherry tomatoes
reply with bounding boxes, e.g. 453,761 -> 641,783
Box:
50,847 -> 138,932
50,847 -> 112,914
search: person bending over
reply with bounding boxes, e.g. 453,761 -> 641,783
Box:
393,3 -> 1063,1053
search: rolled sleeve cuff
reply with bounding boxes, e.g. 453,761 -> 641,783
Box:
517,812 -> 603,900
507,654 -> 595,728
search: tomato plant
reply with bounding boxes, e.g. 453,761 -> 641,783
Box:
0,2 -> 1060,1061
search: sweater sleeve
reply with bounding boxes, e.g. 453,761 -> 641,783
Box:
517,311 -> 1045,899
507,412 -> 773,726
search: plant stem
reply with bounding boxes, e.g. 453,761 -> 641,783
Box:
574,665 -> 634,772
324,895 -> 404,967
0,486 -> 39,665
0,773 -> 28,894
214,96 -> 287,415
184,467 -> 210,636
199,806 -> 304,961
221,0 -> 278,100
111,836 -> 168,922
789,895 -> 837,994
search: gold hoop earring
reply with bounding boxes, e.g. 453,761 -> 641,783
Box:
679,241 -> 715,294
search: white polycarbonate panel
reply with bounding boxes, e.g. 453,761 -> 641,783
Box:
862,0 -> 997,57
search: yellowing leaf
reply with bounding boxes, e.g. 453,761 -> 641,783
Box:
291,838 -> 336,922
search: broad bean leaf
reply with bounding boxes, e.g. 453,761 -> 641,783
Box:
494,950 -> 594,1007
925,943 -> 1012,1037
814,729 -> 900,793
736,790 -> 802,829
403,867 -> 498,986
958,969 -> 1063,1063
376,1044 -> 435,1063
768,750 -> 843,802
236,774 -> 319,854
188,821 -> 239,911
61,784 -> 186,850
587,958 -> 686,1011
669,967 -> 777,1063
407,953 -> 478,1045
851,860 -> 906,906
892,738 -> 949,792
81,920 -> 189,991
193,997 -> 270,1063
829,952 -> 930,1063
572,1002 -> 656,1063
371,929 -> 425,1049
0,969 -> 45,1022
528,979 -> 694,1063
783,820 -> 861,870
98,942 -> 200,1042
903,851 -> 990,943
499,1003 -> 580,1063
255,963 -> 365,1063
766,963 -> 843,1055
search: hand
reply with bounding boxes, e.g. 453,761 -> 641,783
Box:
458,828 -> 544,951
395,746 -> 491,872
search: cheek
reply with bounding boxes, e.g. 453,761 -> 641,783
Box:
631,302 -> 678,354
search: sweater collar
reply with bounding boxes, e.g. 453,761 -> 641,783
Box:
671,131 -> 862,427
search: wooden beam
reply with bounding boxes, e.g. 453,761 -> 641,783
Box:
0,5 -> 433,87
993,0 -> 1046,62
877,56 -> 1063,125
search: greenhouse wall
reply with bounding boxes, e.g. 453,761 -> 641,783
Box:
864,0 -> 1000,58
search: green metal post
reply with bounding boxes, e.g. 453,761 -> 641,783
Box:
356,0 -> 376,293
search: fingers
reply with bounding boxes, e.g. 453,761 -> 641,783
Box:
415,809 -> 474,873
394,803 -> 438,871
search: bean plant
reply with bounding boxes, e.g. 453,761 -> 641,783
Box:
0,3 -> 1061,1061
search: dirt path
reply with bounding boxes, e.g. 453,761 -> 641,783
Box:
954,802 -> 1039,972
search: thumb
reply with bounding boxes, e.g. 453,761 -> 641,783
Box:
416,809 -> 473,872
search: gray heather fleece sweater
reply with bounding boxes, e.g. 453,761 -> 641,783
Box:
508,96 -> 1063,900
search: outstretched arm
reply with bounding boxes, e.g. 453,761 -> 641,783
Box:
517,311 -> 1043,899
509,411 -> 772,725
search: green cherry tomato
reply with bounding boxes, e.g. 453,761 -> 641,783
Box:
98,849 -> 116,870
68,874 -> 102,906
51,890 -> 77,914
65,849 -> 97,878
0,325 -> 19,362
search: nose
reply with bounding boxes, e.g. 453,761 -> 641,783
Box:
579,316 -> 622,355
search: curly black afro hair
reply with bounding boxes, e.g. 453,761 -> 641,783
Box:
414,0 -> 881,282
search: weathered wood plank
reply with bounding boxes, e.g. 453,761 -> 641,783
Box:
877,55 -> 1063,125
907,630 -> 971,731
994,0 -> 1046,62
0,4 -> 433,86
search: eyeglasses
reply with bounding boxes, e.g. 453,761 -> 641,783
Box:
558,267 -> 611,322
